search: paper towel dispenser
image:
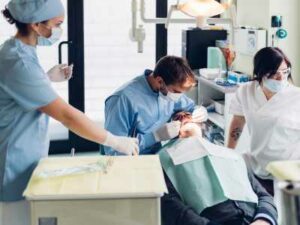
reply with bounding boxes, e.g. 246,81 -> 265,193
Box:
234,28 -> 267,56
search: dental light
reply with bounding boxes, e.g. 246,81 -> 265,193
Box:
130,0 -> 237,53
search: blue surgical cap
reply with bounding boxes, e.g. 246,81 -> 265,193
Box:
7,0 -> 65,23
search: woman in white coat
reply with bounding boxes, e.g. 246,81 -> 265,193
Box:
227,47 -> 300,195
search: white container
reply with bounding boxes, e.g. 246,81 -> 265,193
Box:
234,28 -> 267,56
199,68 -> 224,80
214,100 -> 225,115
24,156 -> 167,225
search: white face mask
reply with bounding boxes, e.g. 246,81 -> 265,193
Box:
158,79 -> 183,102
159,91 -> 183,102
37,27 -> 63,46
263,78 -> 288,93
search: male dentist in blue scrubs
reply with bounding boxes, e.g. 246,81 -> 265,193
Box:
104,56 -> 208,155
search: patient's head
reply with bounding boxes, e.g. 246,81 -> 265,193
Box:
172,111 -> 202,138
172,111 -> 193,125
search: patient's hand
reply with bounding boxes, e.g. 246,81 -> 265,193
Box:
179,123 -> 202,138
250,220 -> 271,225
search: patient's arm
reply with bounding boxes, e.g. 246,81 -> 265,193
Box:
161,173 -> 220,225
247,172 -> 278,225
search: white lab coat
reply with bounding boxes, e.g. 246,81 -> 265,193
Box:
230,81 -> 300,179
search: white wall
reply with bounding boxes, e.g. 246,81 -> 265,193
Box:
269,0 -> 300,85
229,0 -> 300,85
84,0 -> 156,121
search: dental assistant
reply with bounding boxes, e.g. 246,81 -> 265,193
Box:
0,0 -> 138,223
227,47 -> 300,195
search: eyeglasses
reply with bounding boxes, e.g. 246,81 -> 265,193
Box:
270,67 -> 291,79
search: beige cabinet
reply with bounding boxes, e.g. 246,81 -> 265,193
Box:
24,156 -> 167,225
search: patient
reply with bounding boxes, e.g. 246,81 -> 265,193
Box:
172,111 -> 203,138
161,116 -> 277,225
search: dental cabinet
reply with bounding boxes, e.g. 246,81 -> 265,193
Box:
24,156 -> 167,225
197,75 -> 250,153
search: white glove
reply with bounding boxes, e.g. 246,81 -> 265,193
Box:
192,106 -> 208,123
179,123 -> 202,138
47,64 -> 74,82
103,132 -> 139,155
153,121 -> 181,142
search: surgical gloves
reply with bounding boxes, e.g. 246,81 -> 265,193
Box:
192,106 -> 208,123
179,123 -> 202,138
153,121 -> 181,142
104,132 -> 139,155
47,64 -> 74,82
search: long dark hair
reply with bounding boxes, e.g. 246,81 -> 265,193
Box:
253,47 -> 292,83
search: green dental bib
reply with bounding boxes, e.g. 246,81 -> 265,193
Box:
159,138 -> 258,214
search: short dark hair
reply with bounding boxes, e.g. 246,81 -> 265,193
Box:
153,56 -> 196,86
2,7 -> 29,36
253,47 -> 292,83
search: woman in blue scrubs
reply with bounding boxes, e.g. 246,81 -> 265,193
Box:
0,0 -> 138,224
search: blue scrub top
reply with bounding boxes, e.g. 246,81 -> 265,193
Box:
0,38 -> 58,201
104,70 -> 196,155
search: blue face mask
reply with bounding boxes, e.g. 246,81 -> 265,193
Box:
37,27 -> 63,46
263,78 -> 288,93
